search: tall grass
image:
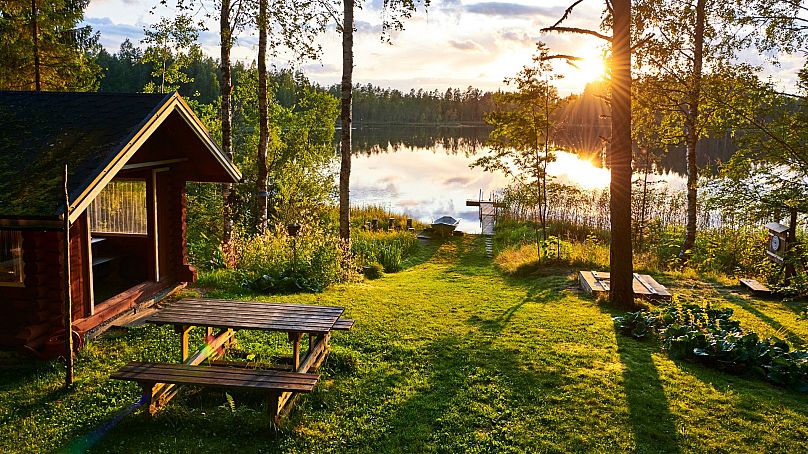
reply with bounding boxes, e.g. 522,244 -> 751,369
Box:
198,227 -> 358,293
351,230 -> 420,272
349,204 -> 426,230
493,219 -> 783,281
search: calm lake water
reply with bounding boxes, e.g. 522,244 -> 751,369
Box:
347,126 -> 686,234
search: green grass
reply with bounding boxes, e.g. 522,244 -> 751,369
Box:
1,237 -> 807,453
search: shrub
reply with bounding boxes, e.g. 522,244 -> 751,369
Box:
231,227 -> 358,293
613,303 -> 808,390
351,230 -> 419,272
363,262 -> 384,280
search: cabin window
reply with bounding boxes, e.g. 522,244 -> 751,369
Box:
89,180 -> 148,235
0,230 -> 24,286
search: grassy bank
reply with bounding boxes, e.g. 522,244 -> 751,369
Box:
1,237 -> 807,452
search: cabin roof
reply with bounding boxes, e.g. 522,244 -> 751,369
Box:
0,91 -> 240,227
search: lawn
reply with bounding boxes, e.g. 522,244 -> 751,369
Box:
1,236 -> 807,453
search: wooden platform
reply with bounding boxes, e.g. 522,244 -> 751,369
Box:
579,271 -> 672,301
739,278 -> 771,294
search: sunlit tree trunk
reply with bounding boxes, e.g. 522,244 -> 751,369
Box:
257,0 -> 269,231
339,0 -> 354,241
680,0 -> 706,262
31,0 -> 41,91
221,0 -> 234,244
609,0 -> 634,307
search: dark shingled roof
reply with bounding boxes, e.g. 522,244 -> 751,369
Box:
0,91 -> 172,220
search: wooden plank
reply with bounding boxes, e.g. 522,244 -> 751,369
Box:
175,298 -> 345,313
150,310 -> 338,328
332,318 -> 354,331
112,362 -> 319,392
579,270 -> 671,301
151,306 -> 342,322
740,278 -> 771,294
147,317 -> 338,334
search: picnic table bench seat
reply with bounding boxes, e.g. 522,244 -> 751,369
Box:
332,318 -> 355,331
112,361 -> 319,424
112,361 -> 319,393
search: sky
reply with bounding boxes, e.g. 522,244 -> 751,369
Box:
84,0 -> 804,95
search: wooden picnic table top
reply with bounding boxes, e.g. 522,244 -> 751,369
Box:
146,298 -> 345,334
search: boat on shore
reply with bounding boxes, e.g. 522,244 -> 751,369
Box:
431,216 -> 460,237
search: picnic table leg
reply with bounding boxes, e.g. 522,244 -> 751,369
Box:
178,325 -> 192,362
266,390 -> 281,427
288,332 -> 303,370
138,382 -> 155,415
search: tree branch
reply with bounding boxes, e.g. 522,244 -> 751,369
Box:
548,0 -> 586,29
541,26 -> 611,42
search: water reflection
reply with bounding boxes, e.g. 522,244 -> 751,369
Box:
348,126 -> 690,234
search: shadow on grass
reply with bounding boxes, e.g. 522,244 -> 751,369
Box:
364,334 -> 549,452
599,305 -> 681,454
720,293 -> 806,348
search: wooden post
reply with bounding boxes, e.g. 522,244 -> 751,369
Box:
289,332 -> 303,370
63,165 -> 74,387
180,325 -> 191,362
785,208 -> 799,285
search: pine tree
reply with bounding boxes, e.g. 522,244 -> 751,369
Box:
0,0 -> 99,91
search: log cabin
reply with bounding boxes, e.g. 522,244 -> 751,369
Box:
0,91 -> 241,358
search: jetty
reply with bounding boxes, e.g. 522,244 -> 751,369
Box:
467,194 -> 505,256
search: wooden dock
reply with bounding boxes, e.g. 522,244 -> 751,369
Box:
467,198 -> 505,257
578,271 -> 672,301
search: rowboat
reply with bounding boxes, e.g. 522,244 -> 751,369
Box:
431,216 -> 460,237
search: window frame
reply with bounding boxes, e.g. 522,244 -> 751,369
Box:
89,178 -> 149,236
0,230 -> 25,288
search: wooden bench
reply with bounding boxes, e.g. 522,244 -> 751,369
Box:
112,361 -> 319,423
332,318 -> 355,331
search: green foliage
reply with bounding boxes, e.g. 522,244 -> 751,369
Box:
614,303 -> 808,390
140,14 -> 199,94
234,228 -> 357,294
0,0 -> 100,90
363,262 -> 385,280
351,230 -> 420,273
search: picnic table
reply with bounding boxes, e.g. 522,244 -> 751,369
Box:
111,298 -> 354,424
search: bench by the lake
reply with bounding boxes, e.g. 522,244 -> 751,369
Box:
111,298 -> 354,424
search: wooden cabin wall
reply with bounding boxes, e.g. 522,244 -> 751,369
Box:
156,173 -> 195,282
0,214 -> 90,350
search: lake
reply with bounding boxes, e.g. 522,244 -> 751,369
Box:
347,125 -> 687,234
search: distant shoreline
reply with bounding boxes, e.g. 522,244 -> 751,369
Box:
336,122 -> 490,129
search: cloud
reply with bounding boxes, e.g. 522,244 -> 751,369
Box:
302,62 -> 340,75
464,2 -> 565,18
448,39 -> 483,52
83,17 -> 144,50
444,176 -> 473,185
356,20 -> 384,35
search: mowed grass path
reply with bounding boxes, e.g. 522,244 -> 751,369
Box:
1,237 -> 807,452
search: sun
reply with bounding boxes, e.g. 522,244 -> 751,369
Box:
563,47 -> 607,87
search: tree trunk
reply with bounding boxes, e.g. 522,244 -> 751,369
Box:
609,0 -> 634,308
220,0 -> 234,244
785,208 -> 798,285
31,0 -> 41,91
338,0 -> 354,241
679,0 -> 706,262
257,0 -> 269,231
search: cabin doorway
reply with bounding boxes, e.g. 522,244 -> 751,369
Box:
87,180 -> 151,307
